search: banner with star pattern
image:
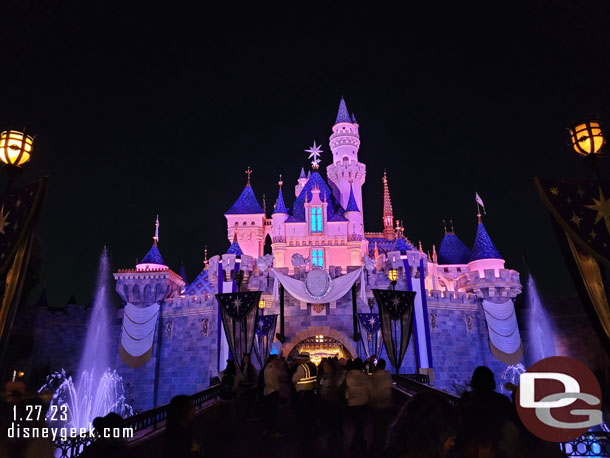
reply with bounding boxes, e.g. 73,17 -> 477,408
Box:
357,313 -> 383,360
535,177 -> 610,355
215,291 -> 261,364
253,314 -> 277,367
0,177 -> 48,358
535,177 -> 610,264
372,289 -> 416,373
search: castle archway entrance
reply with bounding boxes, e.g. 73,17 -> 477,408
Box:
287,335 -> 353,366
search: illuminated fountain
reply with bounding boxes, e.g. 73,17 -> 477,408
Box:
524,274 -> 557,366
40,248 -> 132,429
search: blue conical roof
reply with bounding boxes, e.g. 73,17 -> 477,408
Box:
273,187 -> 288,214
345,185 -> 360,212
140,245 -> 166,265
225,184 -> 265,215
285,171 -> 347,222
226,239 -> 243,256
299,167 -> 306,179
335,98 -> 352,124
351,113 -> 357,123
438,233 -> 472,264
470,221 -> 502,261
179,263 -> 188,284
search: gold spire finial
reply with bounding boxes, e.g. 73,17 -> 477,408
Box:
278,173 -> 283,187
204,245 -> 208,267
153,215 -> 159,246
245,166 -> 252,186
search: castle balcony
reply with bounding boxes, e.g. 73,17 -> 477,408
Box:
329,131 -> 360,145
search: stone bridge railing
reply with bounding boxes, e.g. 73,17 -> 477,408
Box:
393,375 -> 610,457
53,384 -> 220,458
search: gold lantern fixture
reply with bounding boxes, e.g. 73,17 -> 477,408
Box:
0,130 -> 33,167
388,268 -> 398,289
570,121 -> 605,157
258,298 -> 266,310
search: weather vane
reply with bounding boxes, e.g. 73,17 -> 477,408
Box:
305,141 -> 322,170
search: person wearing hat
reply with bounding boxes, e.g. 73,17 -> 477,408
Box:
291,352 -> 317,438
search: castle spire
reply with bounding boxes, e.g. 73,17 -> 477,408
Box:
245,166 -> 252,186
273,175 -> 288,214
382,170 -> 395,240
153,215 -> 159,246
470,213 -> 502,261
335,97 -> 352,124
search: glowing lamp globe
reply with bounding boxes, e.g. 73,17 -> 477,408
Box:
387,268 -> 398,283
570,121 -> 604,157
258,298 -> 266,310
0,130 -> 33,167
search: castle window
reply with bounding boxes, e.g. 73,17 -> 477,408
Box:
312,248 -> 324,268
310,207 -> 323,233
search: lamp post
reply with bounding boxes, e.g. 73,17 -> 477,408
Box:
258,297 -> 266,316
0,130 -> 33,193
388,268 -> 398,290
569,120 -> 605,180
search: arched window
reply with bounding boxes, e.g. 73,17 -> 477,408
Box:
310,207 -> 322,233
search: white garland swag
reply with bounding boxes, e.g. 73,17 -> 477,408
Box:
121,303 -> 160,357
273,268 -> 363,304
482,299 -> 521,355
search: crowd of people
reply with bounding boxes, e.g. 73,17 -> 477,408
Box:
207,354 -> 570,458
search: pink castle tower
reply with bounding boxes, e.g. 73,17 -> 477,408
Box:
224,168 -> 266,259
326,98 -> 366,217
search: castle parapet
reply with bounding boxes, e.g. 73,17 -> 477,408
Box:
457,268 -> 521,301
113,269 -> 185,306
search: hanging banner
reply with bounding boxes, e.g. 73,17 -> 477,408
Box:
535,177 -> 610,355
119,303 -> 160,368
215,291 -> 261,364
357,313 -> 383,360
0,177 -> 48,365
273,267 -> 362,303
373,289 -> 416,374
253,314 -> 278,367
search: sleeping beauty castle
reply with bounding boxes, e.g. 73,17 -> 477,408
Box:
112,99 -> 524,410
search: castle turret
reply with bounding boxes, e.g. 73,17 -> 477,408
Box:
224,168 -> 266,259
295,167 -> 308,197
468,214 -> 504,275
116,216 -> 184,306
438,222 -> 472,265
382,171 -> 395,240
326,97 -> 366,216
457,213 -> 523,365
271,177 -> 289,267
345,183 -> 365,265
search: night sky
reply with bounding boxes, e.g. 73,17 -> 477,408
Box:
2,2 -> 610,306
